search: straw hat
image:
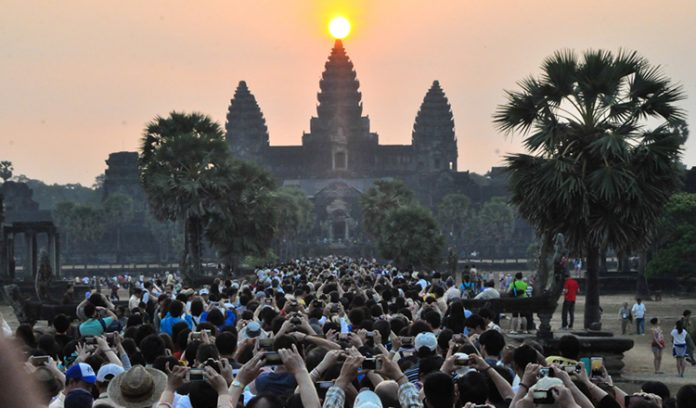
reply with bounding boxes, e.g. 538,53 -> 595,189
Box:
107,365 -> 167,408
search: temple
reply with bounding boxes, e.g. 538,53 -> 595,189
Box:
226,40 -> 483,249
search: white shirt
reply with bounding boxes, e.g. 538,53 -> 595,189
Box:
631,303 -> 646,319
444,286 -> 461,301
672,328 -> 688,345
475,287 -> 500,300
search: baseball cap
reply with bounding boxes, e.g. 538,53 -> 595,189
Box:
199,288 -> 209,295
415,332 -> 437,352
97,363 -> 125,383
246,321 -> 262,337
354,389 -> 383,408
66,363 -> 97,384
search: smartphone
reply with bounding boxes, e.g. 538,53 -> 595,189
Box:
188,368 -> 204,381
191,332 -> 202,341
590,357 -> 603,377
537,367 -> 553,378
84,337 -> 98,345
29,356 -> 51,366
400,337 -> 414,347
580,357 -> 592,376
262,351 -> 282,366
563,364 -> 581,375
106,332 -> 115,346
366,331 -> 375,338
258,338 -> 274,350
361,358 -> 382,370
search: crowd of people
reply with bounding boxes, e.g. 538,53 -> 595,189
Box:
1,257 -> 694,408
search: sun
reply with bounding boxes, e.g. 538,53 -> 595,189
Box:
329,16 -> 351,39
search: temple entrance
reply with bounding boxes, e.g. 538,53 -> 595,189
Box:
331,219 -> 347,241
1,221 -> 60,280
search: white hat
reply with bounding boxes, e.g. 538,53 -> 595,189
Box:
97,363 -> 125,383
199,288 -> 209,295
415,332 -> 437,352
354,389 -> 383,408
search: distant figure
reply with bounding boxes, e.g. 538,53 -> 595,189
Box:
561,273 -> 580,330
618,302 -> 631,335
508,272 -> 528,334
574,258 -> 582,277
650,317 -> 665,374
632,298 -> 646,335
680,310 -> 696,365
672,320 -> 689,377
474,280 -> 500,300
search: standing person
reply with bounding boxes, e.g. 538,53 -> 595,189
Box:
632,298 -> 646,335
507,272 -> 528,334
561,273 -> 580,330
618,302 -> 631,335
681,310 -> 696,365
672,320 -> 689,377
650,318 -> 665,374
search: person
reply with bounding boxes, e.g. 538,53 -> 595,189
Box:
78,302 -> 118,337
561,273 -> 579,330
680,310 -> 696,365
474,280 -> 500,300
545,334 -> 580,368
632,298 -> 646,335
672,320 -> 688,377
650,317 -> 665,374
159,300 -> 193,336
94,363 -> 125,405
507,272 -> 528,334
61,363 -> 97,408
619,302 -> 631,335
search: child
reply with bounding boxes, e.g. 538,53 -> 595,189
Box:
650,318 -> 665,374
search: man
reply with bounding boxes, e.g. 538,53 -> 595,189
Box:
403,332 -> 438,384
562,273 -> 580,330
681,310 -> 696,365
78,303 -> 118,337
94,363 -> 125,406
443,278 -> 461,302
128,288 -> 143,312
422,371 -> 456,408
55,363 -> 96,408
474,280 -> 500,300
632,298 -> 646,335
508,272 -> 528,334
545,334 -> 580,368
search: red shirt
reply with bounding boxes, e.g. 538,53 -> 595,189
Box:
564,278 -> 579,301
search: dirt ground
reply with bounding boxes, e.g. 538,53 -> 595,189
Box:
2,292 -> 694,392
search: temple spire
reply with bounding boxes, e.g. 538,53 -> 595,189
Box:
225,81 -> 269,159
315,40 -> 363,124
412,80 -> 458,171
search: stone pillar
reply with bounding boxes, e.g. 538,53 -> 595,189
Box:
48,231 -> 57,278
7,232 -> 15,280
31,232 -> 38,278
55,233 -> 61,278
24,232 -> 33,279
0,229 -> 6,278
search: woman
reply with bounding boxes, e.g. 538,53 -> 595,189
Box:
672,320 -> 688,377
650,317 -> 665,374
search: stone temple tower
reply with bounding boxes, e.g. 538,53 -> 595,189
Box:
302,39 -> 378,177
225,81 -> 269,161
412,80 -> 458,172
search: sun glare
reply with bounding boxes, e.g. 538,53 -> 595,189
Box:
329,16 -> 351,39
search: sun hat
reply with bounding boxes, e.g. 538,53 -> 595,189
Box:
97,363 -> 125,383
65,362 -> 97,384
107,365 -> 167,408
415,332 -> 437,352
354,389 -> 383,408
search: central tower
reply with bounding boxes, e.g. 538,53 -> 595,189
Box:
302,40 -> 378,177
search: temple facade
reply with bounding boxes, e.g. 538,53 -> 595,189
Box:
225,40 -> 484,249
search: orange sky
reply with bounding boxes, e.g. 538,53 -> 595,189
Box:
1,0 -> 695,185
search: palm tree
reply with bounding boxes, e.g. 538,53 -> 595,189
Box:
495,49 -> 685,329
139,112 -> 230,280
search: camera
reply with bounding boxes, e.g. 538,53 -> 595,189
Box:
262,351 -> 282,366
537,367 -> 553,378
290,313 -> 302,325
563,364 -> 582,375
29,356 -> 51,366
531,377 -> 563,404
106,332 -> 116,346
361,358 -> 382,370
399,337 -> 414,347
258,338 -> 274,350
188,368 -> 204,381
454,353 -> 470,366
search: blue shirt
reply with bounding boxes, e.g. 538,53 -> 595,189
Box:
159,313 -> 193,335
200,310 -> 237,330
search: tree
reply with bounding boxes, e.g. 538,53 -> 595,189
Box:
139,112 -> 231,280
0,161 -> 12,182
102,193 -> 134,262
53,202 -> 106,255
437,193 -> 472,251
476,196 -> 515,258
647,193 -> 696,278
377,205 -> 444,271
361,180 -> 415,239
205,160 -> 278,273
495,49 -> 684,329
272,187 -> 314,259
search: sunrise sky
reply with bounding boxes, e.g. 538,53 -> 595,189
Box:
2,0 -> 695,185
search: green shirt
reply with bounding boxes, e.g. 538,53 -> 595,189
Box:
509,280 -> 528,298
79,317 -> 113,337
